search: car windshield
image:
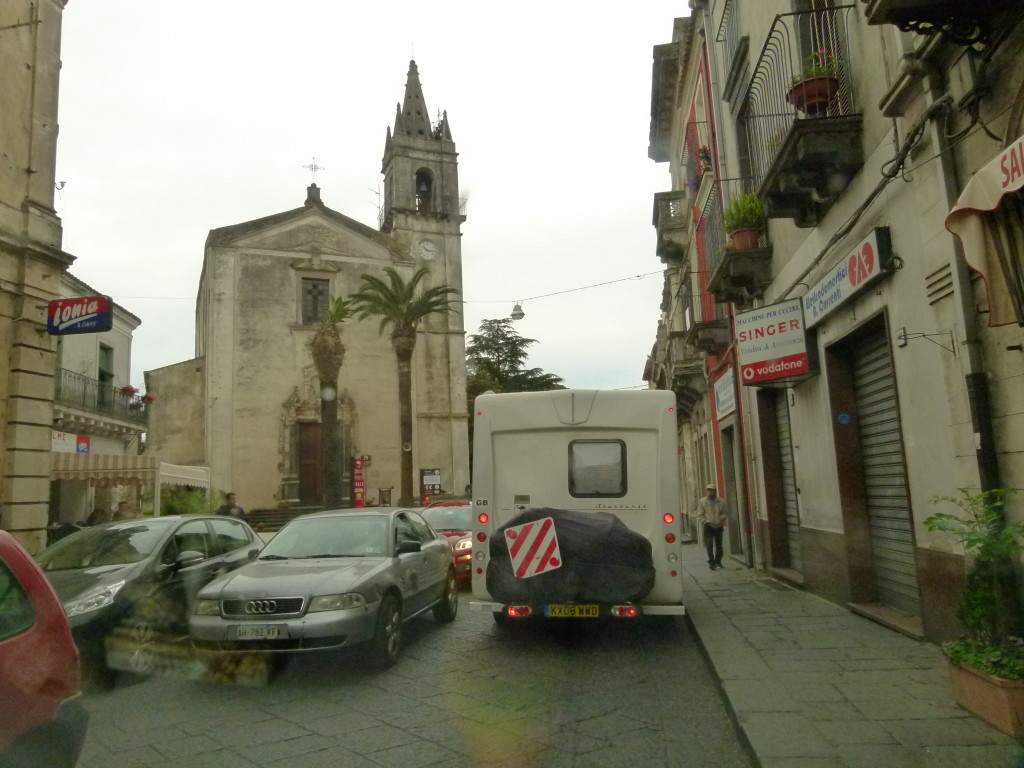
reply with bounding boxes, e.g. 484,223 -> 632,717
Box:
36,520 -> 175,571
421,505 -> 472,531
261,515 -> 388,559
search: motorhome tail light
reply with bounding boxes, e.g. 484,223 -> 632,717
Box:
667,552 -> 679,563
476,532 -> 487,543
670,570 -> 678,577
662,513 -> 674,525
507,605 -> 532,618
475,567 -> 484,575
610,605 -> 638,618
665,533 -> 676,544
477,512 -> 489,524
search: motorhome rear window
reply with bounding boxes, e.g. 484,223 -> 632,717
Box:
568,440 -> 626,497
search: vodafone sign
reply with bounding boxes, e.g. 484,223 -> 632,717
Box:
802,228 -> 893,328
736,299 -> 811,386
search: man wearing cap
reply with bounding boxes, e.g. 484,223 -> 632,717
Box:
696,484 -> 726,570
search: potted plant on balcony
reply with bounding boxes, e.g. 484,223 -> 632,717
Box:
696,146 -> 712,174
924,488 -> 1024,737
787,48 -> 841,117
723,192 -> 765,250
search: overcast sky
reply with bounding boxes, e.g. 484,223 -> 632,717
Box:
56,1 -> 685,391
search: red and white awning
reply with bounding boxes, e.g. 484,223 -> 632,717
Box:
51,453 -> 209,488
945,133 -> 1024,326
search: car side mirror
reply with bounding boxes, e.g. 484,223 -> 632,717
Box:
396,539 -> 421,555
176,550 -> 205,568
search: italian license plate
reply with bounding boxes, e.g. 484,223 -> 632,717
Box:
234,624 -> 284,640
545,604 -> 600,618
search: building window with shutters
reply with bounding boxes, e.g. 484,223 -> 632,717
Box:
301,278 -> 330,325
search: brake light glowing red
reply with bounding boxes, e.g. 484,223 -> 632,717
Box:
663,513 -> 674,524
610,606 -> 638,618
478,512 -> 489,524
507,605 -> 532,618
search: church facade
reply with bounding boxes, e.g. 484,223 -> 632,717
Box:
145,61 -> 469,509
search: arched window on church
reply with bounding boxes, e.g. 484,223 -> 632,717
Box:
415,169 -> 434,214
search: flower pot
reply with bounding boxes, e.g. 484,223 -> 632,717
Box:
729,228 -> 761,250
947,659 -> 1024,737
787,75 -> 839,117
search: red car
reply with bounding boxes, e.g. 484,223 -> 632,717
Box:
0,530 -> 88,767
421,500 -> 473,581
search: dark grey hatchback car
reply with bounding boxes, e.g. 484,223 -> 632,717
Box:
36,515 -> 262,684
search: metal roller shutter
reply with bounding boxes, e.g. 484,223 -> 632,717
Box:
774,393 -> 802,571
851,332 -> 919,616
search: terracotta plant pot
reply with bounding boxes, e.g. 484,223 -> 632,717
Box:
948,659 -> 1024,737
729,228 -> 761,250
787,75 -> 839,117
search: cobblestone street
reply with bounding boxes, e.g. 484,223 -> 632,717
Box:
77,591 -> 754,768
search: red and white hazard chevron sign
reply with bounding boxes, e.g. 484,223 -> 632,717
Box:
505,516 -> 562,578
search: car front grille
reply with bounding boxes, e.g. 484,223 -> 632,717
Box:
221,597 -> 305,618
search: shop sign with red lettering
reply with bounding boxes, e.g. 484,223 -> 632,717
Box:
352,457 -> 366,508
802,228 -> 893,328
736,299 -> 811,385
505,517 -> 562,579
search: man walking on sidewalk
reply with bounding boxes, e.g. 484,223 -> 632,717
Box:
696,484 -> 726,570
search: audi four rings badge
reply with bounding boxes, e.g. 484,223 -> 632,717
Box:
245,600 -> 277,614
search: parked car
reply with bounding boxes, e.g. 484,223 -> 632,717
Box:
35,515 -> 263,684
0,530 -> 88,768
190,507 -> 458,667
420,500 -> 473,581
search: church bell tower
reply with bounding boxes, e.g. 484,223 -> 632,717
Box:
380,60 -> 469,502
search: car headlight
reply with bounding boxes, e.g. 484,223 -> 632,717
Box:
194,599 -> 221,616
64,580 -> 126,618
456,539 -> 472,551
308,593 -> 366,612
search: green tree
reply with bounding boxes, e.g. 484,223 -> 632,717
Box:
349,267 -> 457,507
308,296 -> 355,507
466,318 -> 565,399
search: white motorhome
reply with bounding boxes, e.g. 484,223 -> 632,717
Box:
470,389 -> 686,623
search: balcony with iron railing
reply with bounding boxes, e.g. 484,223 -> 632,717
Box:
704,177 -> 773,308
54,368 -> 149,428
681,284 -> 729,355
862,0 -> 1019,49
682,120 -> 713,194
741,5 -> 863,227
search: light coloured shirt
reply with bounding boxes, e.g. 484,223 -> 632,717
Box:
696,496 -> 726,527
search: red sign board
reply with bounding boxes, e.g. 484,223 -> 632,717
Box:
736,299 -> 811,385
47,296 -> 114,335
352,457 -> 366,508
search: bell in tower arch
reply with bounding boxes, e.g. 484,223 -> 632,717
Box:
415,170 -> 433,214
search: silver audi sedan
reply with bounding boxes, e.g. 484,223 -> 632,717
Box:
189,507 -> 458,667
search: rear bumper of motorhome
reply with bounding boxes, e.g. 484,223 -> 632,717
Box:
469,600 -> 686,616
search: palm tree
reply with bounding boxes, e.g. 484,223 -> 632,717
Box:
308,296 -> 355,507
349,267 -> 457,506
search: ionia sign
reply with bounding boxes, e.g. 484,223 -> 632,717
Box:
47,295 -> 114,335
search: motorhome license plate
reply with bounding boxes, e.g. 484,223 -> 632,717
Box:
545,604 -> 599,618
235,625 -> 284,640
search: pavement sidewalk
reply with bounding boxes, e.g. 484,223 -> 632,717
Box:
678,540 -> 1024,768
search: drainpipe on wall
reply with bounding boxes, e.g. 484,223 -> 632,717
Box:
922,78 -> 1002,493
